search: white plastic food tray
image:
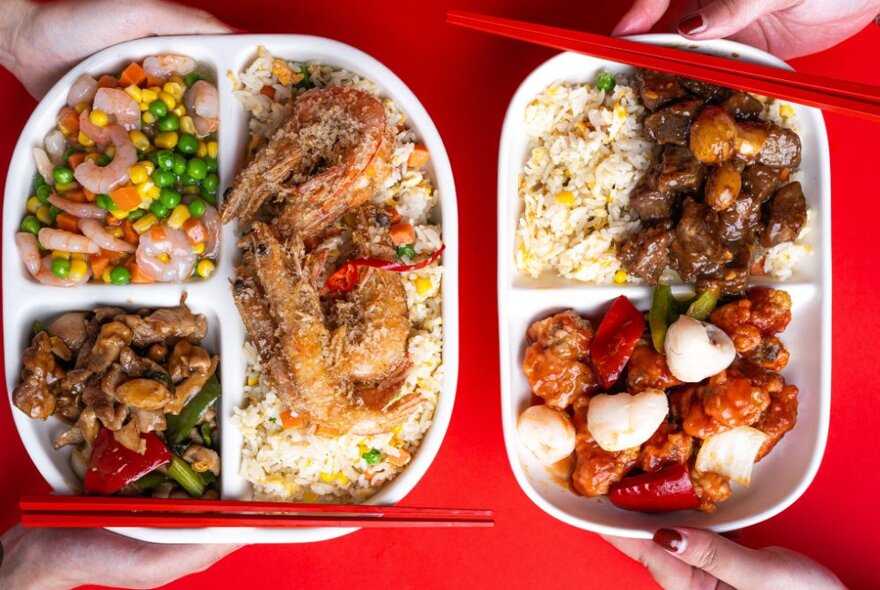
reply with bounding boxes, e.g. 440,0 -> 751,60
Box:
3,34 -> 459,544
497,35 -> 830,538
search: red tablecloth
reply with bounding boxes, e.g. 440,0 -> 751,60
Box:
2,2 -> 879,588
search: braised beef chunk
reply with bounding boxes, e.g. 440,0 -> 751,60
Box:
658,145 -> 706,193
639,70 -> 688,111
680,78 -> 731,102
618,222 -> 673,284
697,242 -> 755,296
741,164 -> 779,203
762,182 -> 807,247
721,92 -> 764,119
758,124 -> 802,168
643,99 -> 703,145
630,172 -> 677,221
671,198 -> 729,282
715,192 -> 762,242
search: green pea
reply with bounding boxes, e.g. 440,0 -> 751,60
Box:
188,198 -> 207,218
157,113 -> 179,132
205,157 -> 218,173
53,166 -> 73,185
109,266 -> 131,285
595,72 -> 616,93
156,150 -> 175,171
199,188 -> 217,204
149,100 -> 168,118
20,215 -> 41,235
180,173 -> 199,187
362,448 -> 382,465
96,194 -> 117,211
146,150 -> 160,165
159,188 -> 181,209
35,184 -> 52,204
177,134 -> 198,155
172,153 -> 187,175
152,169 -> 176,188
97,154 -> 112,166
184,72 -> 202,86
202,173 -> 219,192
127,208 -> 146,221
51,257 -> 71,278
61,147 -> 79,164
186,158 -> 207,180
48,205 -> 62,221
33,172 -> 47,188
396,244 -> 416,260
149,201 -> 169,219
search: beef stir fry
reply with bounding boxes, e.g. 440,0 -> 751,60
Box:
12,297 -> 221,498
618,70 -> 808,295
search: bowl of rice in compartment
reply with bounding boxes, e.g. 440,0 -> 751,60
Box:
214,39 -> 457,543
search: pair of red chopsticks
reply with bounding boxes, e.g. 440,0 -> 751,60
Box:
19,495 -> 494,529
446,10 -> 880,124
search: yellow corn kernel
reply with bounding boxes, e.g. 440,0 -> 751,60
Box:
139,101 -> 150,112
196,259 -> 215,279
271,58 -> 296,85
51,250 -> 70,260
190,242 -> 205,255
26,196 -> 40,214
146,185 -> 161,200
77,131 -> 95,147
180,116 -> 196,135
358,442 -> 369,455
779,104 -> 794,118
74,102 -> 88,113
124,84 -> 142,102
154,132 -> 179,149
129,130 -> 150,151
106,225 -> 123,238
55,181 -> 79,193
132,213 -> 158,234
172,104 -> 186,117
246,375 -> 259,387
334,473 -> 349,486
319,472 -> 334,483
110,208 -> 129,220
105,145 -> 116,158
555,190 -> 575,205
141,161 -> 155,175
129,164 -> 149,185
415,276 -> 432,295
157,253 -> 171,264
613,270 -> 628,284
302,491 -> 319,503
101,268 -> 112,283
142,111 -> 157,125
89,109 -> 109,127
141,88 -> 158,104
159,91 -> 175,110
136,180 -> 155,199
207,141 -> 218,159
167,204 -> 191,229
170,75 -> 184,85
163,82 -> 185,101
67,259 -> 88,282
196,141 -> 207,158
85,152 -> 102,164
36,205 -> 52,225
148,85 -> 162,95
71,252 -> 86,261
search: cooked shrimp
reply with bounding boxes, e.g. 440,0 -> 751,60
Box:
143,55 -> 195,78
67,74 -> 98,107
44,129 -> 67,163
93,88 -> 141,131
200,202 -> 220,258
34,255 -> 91,287
33,147 -> 54,183
136,227 -> 195,282
78,109 -> 112,148
78,219 -> 135,253
73,125 -> 137,194
48,194 -> 107,220
15,232 -> 41,276
183,80 -> 218,137
38,228 -> 99,254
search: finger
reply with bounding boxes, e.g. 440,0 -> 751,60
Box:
601,534 -> 716,589
611,0 -> 672,36
675,0 -> 799,39
137,0 -> 232,35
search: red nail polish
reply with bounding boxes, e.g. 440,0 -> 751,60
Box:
653,528 -> 686,553
678,14 -> 705,35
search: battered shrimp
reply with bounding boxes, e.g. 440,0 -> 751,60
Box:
183,80 -> 218,137
93,88 -> 141,131
136,227 -> 195,282
48,194 -> 107,220
73,125 -> 137,194
79,219 -> 135,253
38,228 -> 99,254
143,55 -> 195,78
34,256 -> 91,287
15,232 -> 41,276
67,74 -> 98,107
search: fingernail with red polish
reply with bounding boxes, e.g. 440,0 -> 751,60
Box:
677,14 -> 706,36
653,529 -> 686,554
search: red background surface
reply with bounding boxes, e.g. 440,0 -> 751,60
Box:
1,1 -> 879,589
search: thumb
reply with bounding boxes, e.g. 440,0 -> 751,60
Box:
138,0 -> 232,35
675,0 -> 798,40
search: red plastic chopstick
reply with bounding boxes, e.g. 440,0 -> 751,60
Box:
446,9 -> 880,124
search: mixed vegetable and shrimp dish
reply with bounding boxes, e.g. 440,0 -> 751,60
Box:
15,55 -> 221,286
517,287 -> 798,513
12,299 -> 222,498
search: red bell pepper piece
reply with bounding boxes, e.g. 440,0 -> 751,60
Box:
324,244 -> 445,294
83,428 -> 171,495
609,463 -> 701,512
590,295 -> 646,389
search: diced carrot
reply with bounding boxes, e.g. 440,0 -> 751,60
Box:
279,409 -> 305,430
778,167 -> 791,182
122,220 -> 138,245
97,75 -> 118,88
57,107 -> 80,135
259,85 -> 276,99
389,222 -> 415,246
67,151 -> 87,169
182,217 -> 206,244
55,212 -> 80,232
109,186 -> 141,211
82,187 -> 96,202
146,75 -> 166,88
89,253 -> 111,279
407,144 -> 430,168
150,226 -> 166,242
387,448 -> 411,467
64,190 -> 86,203
127,260 -> 155,283
386,206 -> 401,224
119,62 -> 147,87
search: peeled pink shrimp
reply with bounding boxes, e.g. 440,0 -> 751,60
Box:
78,109 -> 112,147
34,255 -> 91,287
183,81 -> 218,137
74,126 -> 137,194
44,130 -> 67,164
33,147 -> 54,183
67,74 -> 98,107
38,228 -> 99,254
15,232 -> 41,276
136,227 -> 195,282
48,194 -> 107,220
143,55 -> 195,78
78,219 -> 134,253
93,88 -> 141,131
200,204 -> 220,258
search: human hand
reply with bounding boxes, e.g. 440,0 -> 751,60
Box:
0,0 -> 231,98
612,0 -> 880,59
602,527 -> 845,590
0,524 -> 241,589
